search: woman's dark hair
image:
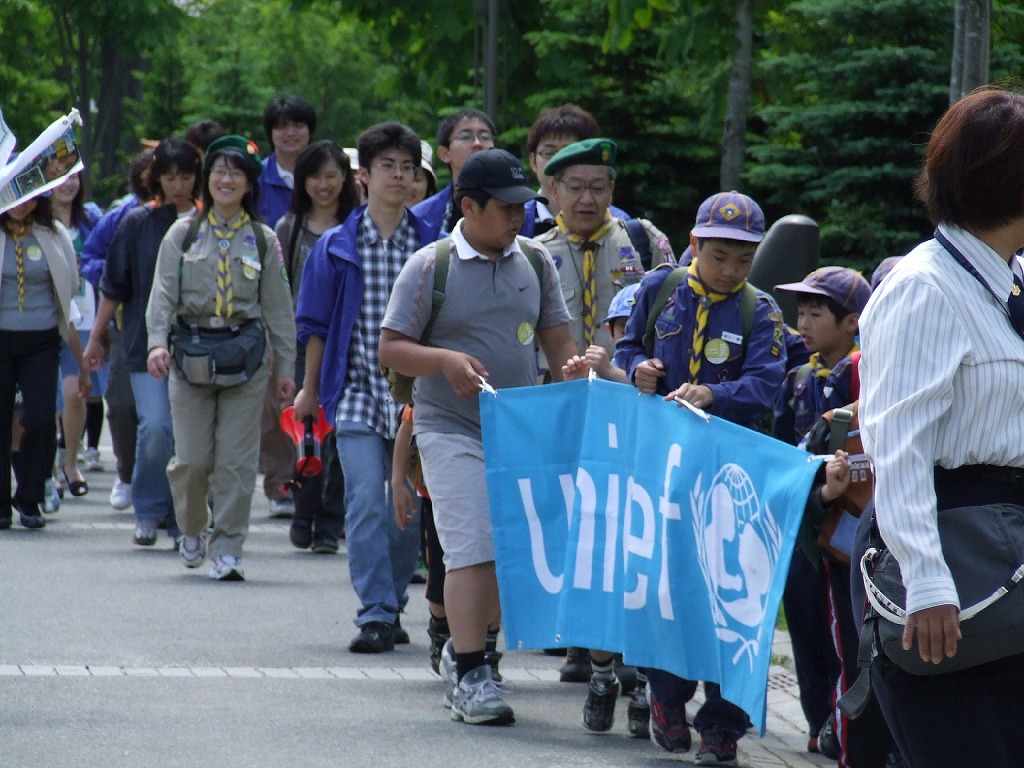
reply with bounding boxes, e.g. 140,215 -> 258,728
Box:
0,195 -> 54,229
284,140 -> 359,269
915,87 -> 1024,230
200,149 -> 261,220
289,140 -> 359,221
263,95 -> 317,147
128,149 -> 155,201
184,119 -> 225,153
66,171 -> 88,229
148,139 -> 202,200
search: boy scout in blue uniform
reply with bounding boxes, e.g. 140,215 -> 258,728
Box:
773,267 -> 872,763
614,191 -> 787,765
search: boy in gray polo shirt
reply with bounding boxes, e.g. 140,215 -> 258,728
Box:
380,148 -> 579,725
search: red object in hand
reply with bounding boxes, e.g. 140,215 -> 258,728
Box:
280,405 -> 333,477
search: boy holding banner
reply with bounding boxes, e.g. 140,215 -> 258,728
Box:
379,148 -> 579,726
609,191 -> 787,764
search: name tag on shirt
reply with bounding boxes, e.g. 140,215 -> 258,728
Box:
721,331 -> 743,345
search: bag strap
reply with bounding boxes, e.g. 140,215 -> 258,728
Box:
623,218 -> 652,271
828,405 -> 854,454
642,265 -> 686,357
423,238 -> 453,344
739,282 -> 758,351
515,236 -> 546,287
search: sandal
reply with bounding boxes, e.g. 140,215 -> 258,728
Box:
61,467 -> 89,497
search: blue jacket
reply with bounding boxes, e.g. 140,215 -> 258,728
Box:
774,351 -> 857,447
257,153 -> 293,228
615,266 -> 788,430
295,205 -> 434,422
81,195 -> 139,288
410,182 -> 454,243
519,199 -> 629,237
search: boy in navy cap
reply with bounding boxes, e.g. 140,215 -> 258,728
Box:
773,265 -> 872,761
608,191 -> 787,764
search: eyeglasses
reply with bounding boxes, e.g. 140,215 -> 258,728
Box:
372,158 -> 416,175
451,131 -> 495,144
536,146 -> 567,161
210,167 -> 246,181
558,178 -> 612,196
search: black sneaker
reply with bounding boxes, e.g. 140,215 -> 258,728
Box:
583,676 -> 619,732
310,534 -> 338,554
626,684 -> 650,739
615,655 -> 638,695
818,717 -> 840,760
559,647 -> 591,682
348,621 -> 395,654
289,519 -> 312,549
650,688 -> 691,753
427,616 -> 450,675
15,498 -> 46,530
695,725 -> 738,766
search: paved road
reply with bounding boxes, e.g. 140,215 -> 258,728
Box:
1,445 -> 833,767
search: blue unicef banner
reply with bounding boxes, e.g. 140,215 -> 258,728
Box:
480,378 -> 822,733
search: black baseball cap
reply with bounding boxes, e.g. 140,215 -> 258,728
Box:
457,148 -> 547,205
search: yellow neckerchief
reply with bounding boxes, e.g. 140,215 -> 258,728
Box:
4,216 -> 32,312
556,211 -> 616,344
208,210 -> 250,319
808,344 -> 860,379
686,258 -> 744,383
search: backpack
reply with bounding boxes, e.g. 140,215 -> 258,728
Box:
623,218 -> 653,271
385,236 -> 546,404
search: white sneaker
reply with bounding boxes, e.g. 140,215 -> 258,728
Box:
440,638 -> 458,708
450,664 -> 515,725
84,447 -> 104,472
180,534 -> 207,569
109,479 -> 133,510
43,478 -> 61,515
209,554 -> 245,581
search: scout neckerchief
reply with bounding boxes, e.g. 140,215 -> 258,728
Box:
209,210 -> 250,319
686,258 -> 743,383
804,344 -> 859,419
934,227 -> 1024,338
3,217 -> 32,312
557,211 -> 615,345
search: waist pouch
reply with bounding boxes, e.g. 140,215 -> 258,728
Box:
170,319 -> 265,387
862,502 -> 1024,676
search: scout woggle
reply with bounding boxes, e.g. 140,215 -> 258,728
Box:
280,405 -> 333,487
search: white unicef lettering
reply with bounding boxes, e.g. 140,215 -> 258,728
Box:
657,444 -> 683,620
623,477 -> 655,610
573,469 -> 597,589
517,475 -> 576,594
602,474 -> 620,593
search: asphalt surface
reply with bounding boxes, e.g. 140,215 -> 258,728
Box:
0,444 -> 833,768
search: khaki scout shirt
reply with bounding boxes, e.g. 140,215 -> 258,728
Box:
145,212 -> 297,381
536,217 -> 675,357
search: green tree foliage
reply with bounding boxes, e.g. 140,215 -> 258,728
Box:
747,0 -> 955,271
0,1 -> 66,142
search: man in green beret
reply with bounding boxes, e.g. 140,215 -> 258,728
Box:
536,138 -> 675,369
534,137 -> 675,734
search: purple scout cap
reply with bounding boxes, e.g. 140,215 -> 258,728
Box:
775,266 -> 872,315
870,256 -> 903,290
692,191 -> 765,243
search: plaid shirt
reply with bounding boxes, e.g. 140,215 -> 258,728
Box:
335,213 -> 418,439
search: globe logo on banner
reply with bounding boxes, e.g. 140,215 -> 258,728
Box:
692,464 -> 782,671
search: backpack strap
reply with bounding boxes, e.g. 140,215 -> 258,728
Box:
642,265 -> 686,358
515,236 -> 546,287
623,218 -> 653,271
423,238 -> 453,344
828,405 -> 854,454
740,282 -> 758,352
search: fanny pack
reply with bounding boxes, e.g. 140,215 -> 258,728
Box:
170,318 -> 265,387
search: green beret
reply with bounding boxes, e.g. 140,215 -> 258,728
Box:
544,138 -> 617,178
203,134 -> 263,179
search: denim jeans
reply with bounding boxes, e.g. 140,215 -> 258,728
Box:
334,420 -> 421,627
129,372 -> 178,535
